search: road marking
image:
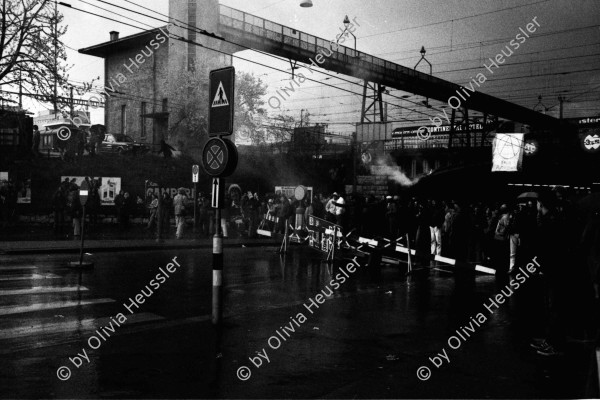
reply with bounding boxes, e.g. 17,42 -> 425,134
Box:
0,286 -> 89,296
0,312 -> 163,340
0,313 -> 210,354
0,264 -> 64,272
0,273 -> 61,282
0,266 -> 42,271
0,298 -> 114,316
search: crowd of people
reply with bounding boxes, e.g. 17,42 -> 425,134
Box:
7,178 -> 600,356
50,178 -> 149,236
234,187 -> 597,357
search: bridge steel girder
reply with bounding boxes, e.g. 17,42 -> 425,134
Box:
218,22 -> 560,130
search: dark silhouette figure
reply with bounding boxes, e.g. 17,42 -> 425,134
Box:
158,139 -> 176,159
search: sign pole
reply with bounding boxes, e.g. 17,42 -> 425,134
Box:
212,178 -> 224,326
156,187 -> 163,243
79,205 -> 86,267
68,180 -> 93,268
193,182 -> 198,234
192,165 -> 199,234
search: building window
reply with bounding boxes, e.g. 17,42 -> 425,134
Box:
121,105 -> 126,135
140,102 -> 147,139
162,98 -> 168,112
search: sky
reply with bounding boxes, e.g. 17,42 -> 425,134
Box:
16,0 -> 600,135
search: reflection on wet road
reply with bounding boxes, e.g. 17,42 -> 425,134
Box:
0,246 -> 592,398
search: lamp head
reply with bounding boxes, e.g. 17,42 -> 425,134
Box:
343,15 -> 350,27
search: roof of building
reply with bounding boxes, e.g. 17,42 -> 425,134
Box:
79,26 -> 168,58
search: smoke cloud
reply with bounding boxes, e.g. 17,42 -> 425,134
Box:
373,154 -> 418,187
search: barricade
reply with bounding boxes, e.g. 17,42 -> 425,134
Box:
257,213 -> 278,237
343,233 -> 495,275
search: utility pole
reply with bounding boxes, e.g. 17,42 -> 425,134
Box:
558,95 -> 564,120
70,86 -> 74,118
18,68 -> 22,109
53,0 -> 58,115
352,131 -> 357,194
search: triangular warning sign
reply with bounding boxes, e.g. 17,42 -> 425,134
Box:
211,81 -> 229,108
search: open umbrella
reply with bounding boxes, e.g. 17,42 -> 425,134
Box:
517,191 -> 538,202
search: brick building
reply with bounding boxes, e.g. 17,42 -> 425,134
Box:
79,0 -> 233,151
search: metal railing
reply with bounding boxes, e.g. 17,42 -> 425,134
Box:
218,5 -> 427,81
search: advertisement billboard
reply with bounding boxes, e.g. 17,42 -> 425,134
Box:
61,176 -> 121,206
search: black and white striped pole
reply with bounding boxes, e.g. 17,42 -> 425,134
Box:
212,178 -> 223,325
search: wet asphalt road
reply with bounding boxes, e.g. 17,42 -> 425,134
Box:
0,246 -> 594,398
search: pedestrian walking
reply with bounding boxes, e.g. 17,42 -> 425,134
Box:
429,199 -> 444,256
385,196 -> 398,238
531,191 -> 568,356
494,204 -> 512,273
173,188 -> 188,239
159,191 -> 173,237
332,192 -> 346,228
147,194 -> 159,230
325,194 -> 336,223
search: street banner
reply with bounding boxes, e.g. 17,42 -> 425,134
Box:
144,181 -> 194,200
492,133 -> 524,172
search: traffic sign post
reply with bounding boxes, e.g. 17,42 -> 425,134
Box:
192,165 -> 199,233
69,180 -> 94,268
192,164 -> 199,183
209,67 -> 235,136
207,66 -> 237,327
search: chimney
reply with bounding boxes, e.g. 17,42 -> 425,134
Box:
109,31 -> 119,41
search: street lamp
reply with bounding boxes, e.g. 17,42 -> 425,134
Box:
339,15 -> 356,51
300,0 -> 313,7
414,46 -> 432,106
